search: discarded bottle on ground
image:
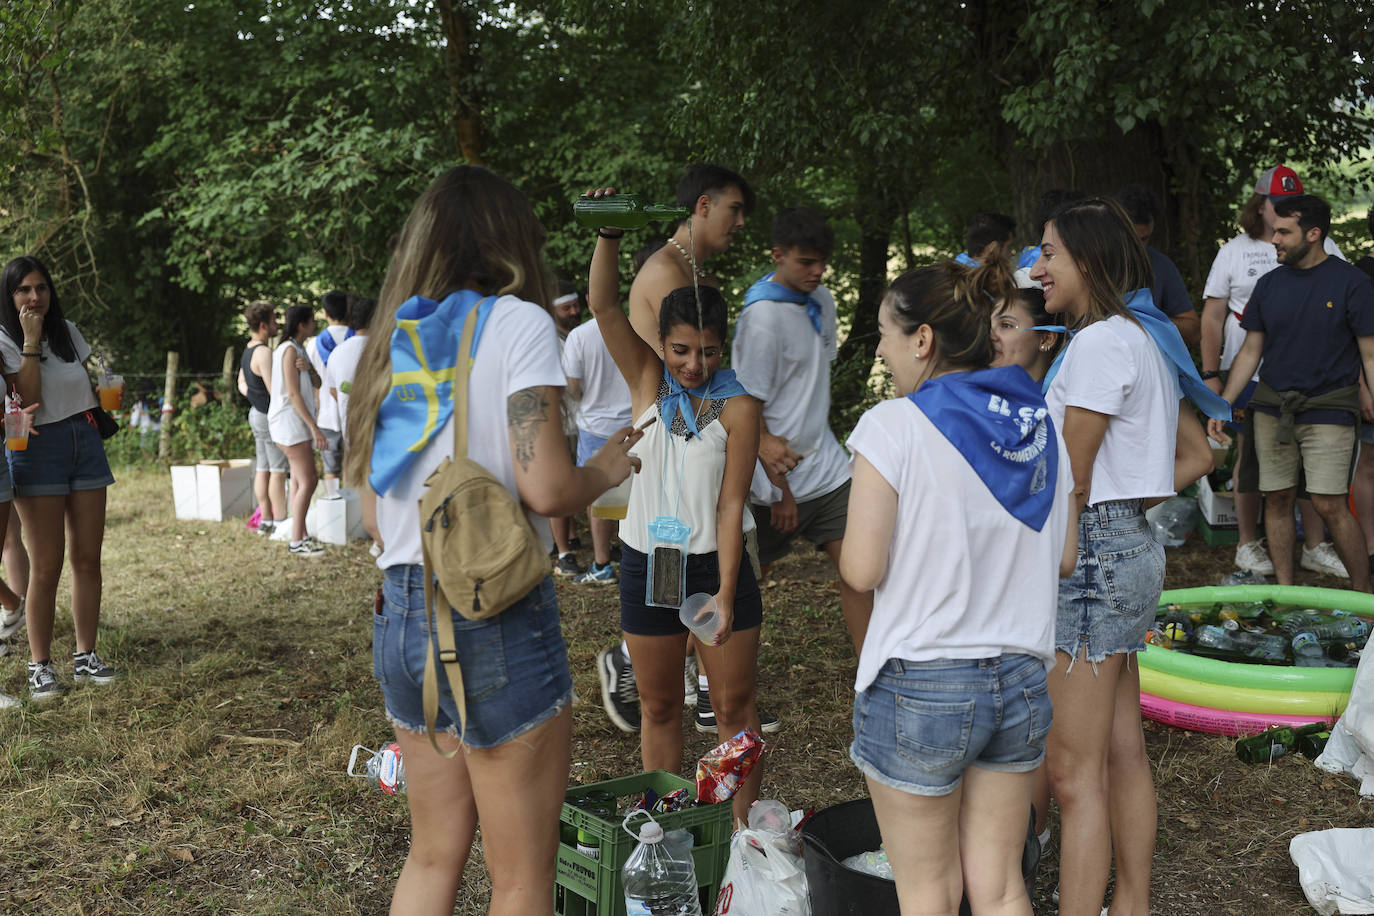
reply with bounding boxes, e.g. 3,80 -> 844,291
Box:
1296,723 -> 1331,759
574,193 -> 690,230
348,743 -> 406,795
622,811 -> 702,916
1148,495 -> 1197,547
1235,726 -> 1296,764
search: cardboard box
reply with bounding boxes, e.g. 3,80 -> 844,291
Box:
171,465 -> 200,520
306,488 -> 367,545
170,459 -> 255,521
1196,474 -> 1239,528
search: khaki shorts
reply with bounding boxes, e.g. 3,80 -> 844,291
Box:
1251,411 -> 1356,496
750,480 -> 851,566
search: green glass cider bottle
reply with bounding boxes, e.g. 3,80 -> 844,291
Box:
573,194 -> 689,230
1235,726 -> 1296,764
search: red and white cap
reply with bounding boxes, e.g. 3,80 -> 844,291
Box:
1255,165 -> 1303,198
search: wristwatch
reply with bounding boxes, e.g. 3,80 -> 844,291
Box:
1200,370 -> 1221,380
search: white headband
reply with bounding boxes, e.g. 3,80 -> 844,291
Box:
553,293 -> 578,308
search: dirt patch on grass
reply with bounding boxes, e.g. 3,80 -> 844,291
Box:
0,468 -> 1369,913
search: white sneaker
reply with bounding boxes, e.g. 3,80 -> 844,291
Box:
1234,540 -> 1274,576
1301,541 -> 1349,578
0,597 -> 24,639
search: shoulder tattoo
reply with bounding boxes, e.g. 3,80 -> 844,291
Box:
507,387 -> 549,471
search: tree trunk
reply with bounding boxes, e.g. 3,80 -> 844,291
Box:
832,180 -> 898,432
436,0 -> 482,164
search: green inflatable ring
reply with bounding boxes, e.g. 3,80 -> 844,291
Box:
1140,584 -> 1372,695
1139,667 -> 1349,715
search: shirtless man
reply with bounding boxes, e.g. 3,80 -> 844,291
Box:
627,163 -> 755,351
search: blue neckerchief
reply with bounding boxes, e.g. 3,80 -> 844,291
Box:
1017,245 -> 1041,269
742,271 -> 822,335
909,366 -> 1059,531
1036,293 -> 1232,421
660,366 -> 748,437
316,326 -> 356,366
369,290 -> 490,494
1123,288 -> 1231,421
954,252 -> 980,267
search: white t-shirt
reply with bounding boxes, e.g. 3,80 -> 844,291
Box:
562,320 -> 632,438
846,397 -> 1073,694
0,321 -> 98,425
306,325 -> 350,431
375,296 -> 566,568
1205,234 -> 1345,369
1045,316 -> 1178,505
322,334 -> 367,445
732,286 -> 849,503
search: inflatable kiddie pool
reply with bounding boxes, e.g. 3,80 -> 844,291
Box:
1139,585 -> 1372,736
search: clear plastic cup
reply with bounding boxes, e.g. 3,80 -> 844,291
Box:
98,375 -> 124,410
4,412 -> 30,451
591,474 -> 633,520
678,592 -> 719,642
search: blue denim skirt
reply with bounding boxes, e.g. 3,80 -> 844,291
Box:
1056,499 -> 1166,666
373,567 -> 572,749
850,654 -> 1051,797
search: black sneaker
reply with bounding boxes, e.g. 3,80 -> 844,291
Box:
694,684 -> 781,734
597,644 -> 640,732
74,650 -> 118,685
289,538 -> 325,558
554,553 -> 584,577
28,660 -> 65,701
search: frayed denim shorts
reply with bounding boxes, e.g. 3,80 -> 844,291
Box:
9,412 -> 115,496
1056,500 -> 1165,667
373,566 -> 572,749
850,654 -> 1051,797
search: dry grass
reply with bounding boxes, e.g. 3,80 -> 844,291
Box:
0,466 -> 1369,913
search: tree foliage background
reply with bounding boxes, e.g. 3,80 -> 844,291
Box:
2,0 -> 1372,409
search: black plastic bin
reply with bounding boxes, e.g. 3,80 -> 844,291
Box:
801,797 -> 1040,915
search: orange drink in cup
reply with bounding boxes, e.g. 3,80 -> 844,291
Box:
97,374 -> 124,410
5,411 -> 30,451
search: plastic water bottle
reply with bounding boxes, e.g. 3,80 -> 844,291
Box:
348,743 -> 406,795
621,811 -> 702,916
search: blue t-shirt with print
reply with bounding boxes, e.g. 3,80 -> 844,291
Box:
1148,247 -> 1192,318
1240,256 -> 1374,425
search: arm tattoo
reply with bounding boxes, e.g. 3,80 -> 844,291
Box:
507,387 -> 549,472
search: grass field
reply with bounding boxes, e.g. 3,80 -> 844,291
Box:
0,465 -> 1371,914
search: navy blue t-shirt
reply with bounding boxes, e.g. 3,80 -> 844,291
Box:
1148,247 -> 1192,318
1241,255 -> 1374,424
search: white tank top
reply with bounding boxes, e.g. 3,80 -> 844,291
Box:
268,340 -> 316,425
620,381 -> 755,556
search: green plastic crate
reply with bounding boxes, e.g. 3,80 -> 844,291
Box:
1198,515 -> 1239,546
555,770 -> 733,916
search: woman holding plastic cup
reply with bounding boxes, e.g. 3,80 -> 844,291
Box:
584,186 -> 767,824
0,255 -> 118,704
841,262 -> 1076,915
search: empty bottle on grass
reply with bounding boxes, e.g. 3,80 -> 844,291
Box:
1235,726 -> 1296,764
621,811 -> 702,916
348,743 -> 406,795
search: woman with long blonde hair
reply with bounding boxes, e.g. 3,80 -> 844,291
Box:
346,166 -> 639,916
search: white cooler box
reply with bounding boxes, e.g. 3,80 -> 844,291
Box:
171,459 -> 255,521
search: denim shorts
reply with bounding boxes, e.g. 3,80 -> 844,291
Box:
1056,500 -> 1165,665
850,654 -> 1051,797
618,544 -> 763,636
248,409 -> 288,474
576,429 -> 608,466
9,412 -> 115,497
372,567 -> 573,749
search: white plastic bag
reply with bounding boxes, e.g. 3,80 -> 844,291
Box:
1315,641 -> 1374,795
1290,828 -> 1374,914
711,827 -> 809,916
